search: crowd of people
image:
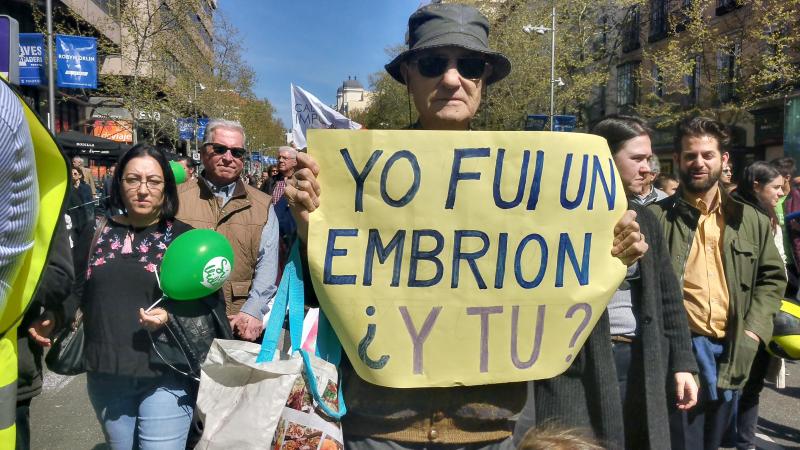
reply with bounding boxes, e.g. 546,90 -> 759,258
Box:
2,3 -> 795,450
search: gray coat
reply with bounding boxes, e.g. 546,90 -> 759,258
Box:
533,204 -> 697,450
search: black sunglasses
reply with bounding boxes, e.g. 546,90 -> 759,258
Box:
206,143 -> 246,159
412,55 -> 488,79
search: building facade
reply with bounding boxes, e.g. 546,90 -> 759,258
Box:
590,0 -> 799,176
1,0 -> 216,154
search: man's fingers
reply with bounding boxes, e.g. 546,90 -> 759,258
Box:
28,330 -> 51,346
614,210 -> 637,234
296,152 -> 320,176
294,168 -> 321,196
287,185 -> 319,213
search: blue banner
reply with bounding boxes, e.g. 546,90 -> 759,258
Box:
177,118 -> 195,140
196,117 -> 209,141
553,115 -> 577,132
525,114 -> 548,131
18,33 -> 44,86
56,35 -> 97,89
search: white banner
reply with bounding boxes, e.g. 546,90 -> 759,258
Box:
290,83 -> 361,149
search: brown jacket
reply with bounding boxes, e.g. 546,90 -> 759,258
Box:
176,176 -> 271,315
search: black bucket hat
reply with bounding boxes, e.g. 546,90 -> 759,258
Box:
385,3 -> 512,86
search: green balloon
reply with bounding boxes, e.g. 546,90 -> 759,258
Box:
160,229 -> 235,300
169,160 -> 188,184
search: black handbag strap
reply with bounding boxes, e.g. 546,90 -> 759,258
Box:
87,216 -> 108,264
72,216 -> 108,327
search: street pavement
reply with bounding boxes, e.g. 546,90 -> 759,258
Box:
29,361 -> 799,449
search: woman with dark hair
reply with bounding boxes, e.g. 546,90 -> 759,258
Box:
66,143 -> 230,449
730,161 -> 786,450
260,164 -> 280,195
68,166 -> 94,231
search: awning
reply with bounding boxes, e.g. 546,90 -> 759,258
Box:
56,130 -> 130,158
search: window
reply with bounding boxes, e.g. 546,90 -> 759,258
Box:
684,55 -> 702,105
717,44 -> 739,102
652,65 -> 664,98
716,0 -> 742,15
622,6 -> 640,53
649,0 -> 667,42
617,62 -> 640,106
91,0 -> 121,20
599,86 -> 606,117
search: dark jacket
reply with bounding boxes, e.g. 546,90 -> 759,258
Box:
533,204 -> 697,450
648,187 -> 785,389
152,294 -> 233,377
17,219 -> 74,401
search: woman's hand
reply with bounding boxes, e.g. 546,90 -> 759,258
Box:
28,311 -> 56,347
611,210 -> 649,266
674,372 -> 699,410
139,307 -> 168,331
284,152 -> 321,244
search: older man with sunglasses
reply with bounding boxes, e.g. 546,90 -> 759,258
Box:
176,119 -> 279,342
282,4 -> 649,449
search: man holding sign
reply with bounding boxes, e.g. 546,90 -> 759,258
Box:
283,3 -> 648,448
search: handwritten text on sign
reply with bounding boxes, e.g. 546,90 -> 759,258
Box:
307,130 -> 626,388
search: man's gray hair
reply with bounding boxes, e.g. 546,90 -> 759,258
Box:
204,119 -> 246,144
278,146 -> 297,158
649,156 -> 661,174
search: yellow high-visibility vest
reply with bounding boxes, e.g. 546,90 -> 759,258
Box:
0,79 -> 69,450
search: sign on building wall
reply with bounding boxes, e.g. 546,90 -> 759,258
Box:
56,35 -> 97,89
92,119 -> 133,143
19,33 -> 45,86
0,16 -> 20,84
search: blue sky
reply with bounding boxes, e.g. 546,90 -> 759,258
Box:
218,1 -> 426,128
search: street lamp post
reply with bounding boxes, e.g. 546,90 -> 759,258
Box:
193,82 -> 205,153
523,1 -> 559,131
46,0 -> 56,132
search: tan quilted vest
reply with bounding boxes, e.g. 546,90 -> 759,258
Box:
176,176 -> 271,315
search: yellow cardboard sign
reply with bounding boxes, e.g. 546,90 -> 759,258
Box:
307,129 -> 626,388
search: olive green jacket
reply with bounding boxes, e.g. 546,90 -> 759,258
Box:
648,187 -> 785,390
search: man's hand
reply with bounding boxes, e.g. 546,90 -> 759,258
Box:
139,307 -> 168,332
674,372 -> 699,410
612,210 -> 649,266
744,329 -> 760,343
284,152 -> 321,244
28,311 -> 56,347
229,312 -> 263,341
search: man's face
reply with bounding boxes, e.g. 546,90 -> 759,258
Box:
201,127 -> 245,185
278,151 -> 297,175
675,135 -> 729,195
72,157 -> 83,169
781,176 -> 791,195
403,47 -> 489,130
108,165 -> 115,176
721,164 -> 732,183
613,135 -> 653,196
663,179 -> 679,196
